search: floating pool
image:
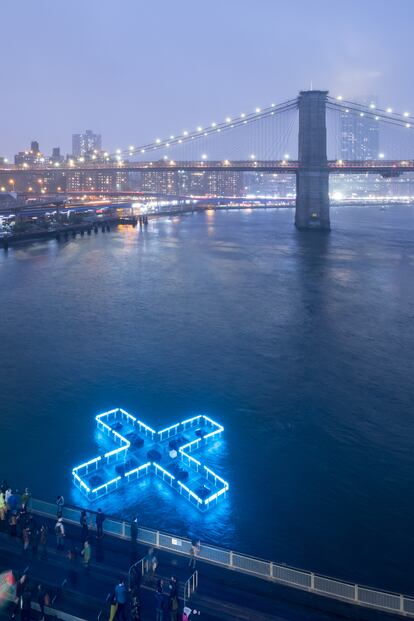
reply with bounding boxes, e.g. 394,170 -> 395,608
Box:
72,408 -> 229,511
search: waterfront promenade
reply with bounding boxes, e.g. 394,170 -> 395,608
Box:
0,497 -> 407,621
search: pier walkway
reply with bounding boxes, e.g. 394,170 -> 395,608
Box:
0,497 -> 408,621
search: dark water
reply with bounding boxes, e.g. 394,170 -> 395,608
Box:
1,206 -> 413,594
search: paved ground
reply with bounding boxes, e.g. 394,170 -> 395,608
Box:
0,516 -> 398,621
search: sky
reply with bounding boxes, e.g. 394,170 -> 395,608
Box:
1,0 -> 413,157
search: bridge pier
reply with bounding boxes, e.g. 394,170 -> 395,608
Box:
295,90 -> 330,230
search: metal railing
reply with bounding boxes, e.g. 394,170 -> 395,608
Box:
30,497 -> 414,617
184,571 -> 198,608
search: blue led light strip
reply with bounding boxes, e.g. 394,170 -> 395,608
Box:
72,408 -> 229,511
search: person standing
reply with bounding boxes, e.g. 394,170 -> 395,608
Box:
9,512 -> 17,538
188,539 -> 200,570
114,578 -> 127,621
96,509 -> 105,537
130,516 -> 138,543
39,525 -> 48,560
20,587 -> 31,621
31,527 -> 39,559
0,492 -> 6,526
80,510 -> 89,544
108,593 -> 118,621
81,540 -> 91,574
130,590 -> 141,621
21,489 -> 31,509
55,518 -> 65,550
169,577 -> 179,621
56,496 -> 64,518
22,527 -> 31,556
37,584 -> 48,621
154,580 -> 165,621
67,548 -> 77,587
13,575 -> 27,620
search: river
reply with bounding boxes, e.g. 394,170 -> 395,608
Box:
0,205 -> 413,593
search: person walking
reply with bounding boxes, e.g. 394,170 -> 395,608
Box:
188,539 -> 200,570
81,540 -> 91,574
55,518 -> 65,550
96,509 -> 105,537
114,578 -> 127,621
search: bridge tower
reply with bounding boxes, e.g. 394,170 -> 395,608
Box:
295,90 -> 330,230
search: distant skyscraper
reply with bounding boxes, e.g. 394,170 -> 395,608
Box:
340,99 -> 379,160
72,130 -> 102,157
30,140 -> 40,154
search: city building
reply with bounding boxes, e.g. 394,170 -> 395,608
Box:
72,130 -> 102,157
14,140 -> 43,165
66,170 -> 128,192
340,100 -> 380,160
51,147 -> 63,164
30,140 -> 40,155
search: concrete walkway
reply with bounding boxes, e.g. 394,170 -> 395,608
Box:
0,515 -> 397,621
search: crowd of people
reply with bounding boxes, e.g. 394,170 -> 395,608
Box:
0,481 -> 200,621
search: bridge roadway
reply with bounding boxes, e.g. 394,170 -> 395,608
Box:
2,159 -> 414,175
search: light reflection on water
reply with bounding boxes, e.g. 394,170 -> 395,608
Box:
0,206 -> 413,593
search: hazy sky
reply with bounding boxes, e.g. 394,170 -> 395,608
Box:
1,0 -> 413,157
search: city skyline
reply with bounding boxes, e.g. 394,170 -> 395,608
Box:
1,0 -> 413,156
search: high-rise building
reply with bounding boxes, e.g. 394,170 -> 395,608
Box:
340,100 -> 379,160
72,130 -> 102,157
30,140 -> 40,155
51,147 -> 63,163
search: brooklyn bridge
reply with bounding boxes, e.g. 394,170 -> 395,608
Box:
2,90 -> 414,229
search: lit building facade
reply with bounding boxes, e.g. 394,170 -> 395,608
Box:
340,102 -> 380,160
72,130 -> 102,157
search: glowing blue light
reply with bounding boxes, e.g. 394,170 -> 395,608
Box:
104,445 -> 129,458
186,454 -> 201,466
178,481 -> 203,504
181,415 -> 202,426
154,463 -> 175,480
92,476 -> 121,494
125,462 -> 151,477
72,409 -> 229,511
73,472 -> 91,493
204,486 -> 228,504
158,423 -> 180,435
73,456 -> 102,471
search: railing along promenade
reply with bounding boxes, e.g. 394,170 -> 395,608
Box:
30,498 -> 414,618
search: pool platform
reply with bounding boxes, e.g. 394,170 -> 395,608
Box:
72,408 -> 229,511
